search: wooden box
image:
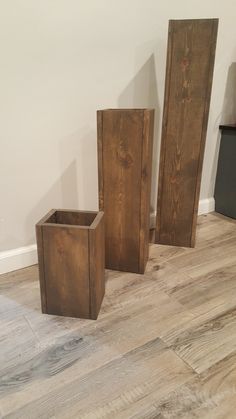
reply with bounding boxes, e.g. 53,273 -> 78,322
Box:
36,209 -> 105,319
155,19 -> 218,247
97,109 -> 154,273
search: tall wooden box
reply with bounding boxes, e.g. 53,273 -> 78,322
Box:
97,109 -> 154,273
155,19 -> 218,247
36,209 -> 105,320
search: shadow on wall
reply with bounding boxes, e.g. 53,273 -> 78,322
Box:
118,54 -> 160,215
210,62 -> 236,197
25,160 -> 78,245
25,126 -> 99,245
60,129 -> 98,211
25,54 -> 160,245
79,131 -> 98,211
60,160 -> 79,208
60,128 -> 98,210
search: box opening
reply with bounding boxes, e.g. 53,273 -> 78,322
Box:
45,210 -> 97,227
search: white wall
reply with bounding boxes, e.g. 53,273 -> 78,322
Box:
0,0 -> 236,257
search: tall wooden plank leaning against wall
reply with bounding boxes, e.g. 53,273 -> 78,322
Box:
156,19 -> 218,247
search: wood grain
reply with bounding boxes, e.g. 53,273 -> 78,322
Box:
156,19 -> 218,247
42,224 -> 90,318
2,339 -> 192,419
97,109 -> 154,273
154,349 -> 236,418
1,212 -> 236,418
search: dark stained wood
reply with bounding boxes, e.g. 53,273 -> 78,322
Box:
156,19 -> 218,247
35,226 -> 47,313
97,109 -> 104,210
89,212 -> 105,319
42,224 -> 90,318
97,109 -> 154,273
140,110 -> 154,271
36,209 -> 105,319
35,208 -> 56,313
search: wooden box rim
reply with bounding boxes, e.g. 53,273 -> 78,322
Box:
36,209 -> 104,231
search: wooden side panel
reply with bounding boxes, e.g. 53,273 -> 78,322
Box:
97,110 -> 104,210
156,19 -> 218,247
35,224 -> 47,313
89,214 -> 105,319
139,109 -> 154,273
99,110 -> 144,273
42,225 -> 90,318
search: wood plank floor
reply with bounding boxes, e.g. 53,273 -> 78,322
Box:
0,212 -> 236,418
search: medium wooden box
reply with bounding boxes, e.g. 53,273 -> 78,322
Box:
36,209 -> 105,320
97,109 -> 154,274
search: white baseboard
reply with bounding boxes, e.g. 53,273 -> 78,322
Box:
150,212 -> 156,229
0,198 -> 215,275
150,197 -> 215,228
0,244 -> 37,275
198,197 -> 215,215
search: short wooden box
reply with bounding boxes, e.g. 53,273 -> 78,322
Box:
97,109 -> 154,274
36,209 -> 105,320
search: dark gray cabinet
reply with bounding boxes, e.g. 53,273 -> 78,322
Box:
214,125 -> 236,219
